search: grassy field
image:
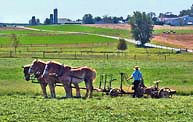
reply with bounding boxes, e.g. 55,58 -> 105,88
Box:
0,25 -> 193,121
0,58 -> 193,121
31,25 -> 131,38
0,33 -> 117,45
0,29 -> 43,34
0,95 -> 192,122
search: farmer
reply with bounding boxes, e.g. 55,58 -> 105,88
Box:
128,66 -> 144,98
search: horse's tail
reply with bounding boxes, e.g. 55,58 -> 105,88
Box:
91,68 -> 96,83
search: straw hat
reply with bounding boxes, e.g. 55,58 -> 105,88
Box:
133,66 -> 140,70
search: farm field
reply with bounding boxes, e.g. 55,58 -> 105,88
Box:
0,58 -> 193,121
30,24 -> 193,50
84,24 -> 193,30
0,25 -> 193,121
31,24 -> 131,38
152,34 -> 193,50
0,95 -> 192,122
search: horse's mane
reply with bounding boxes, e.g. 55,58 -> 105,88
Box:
23,64 -> 31,68
32,59 -> 46,64
50,60 -> 63,65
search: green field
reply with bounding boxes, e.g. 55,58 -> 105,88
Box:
0,33 -> 117,45
0,95 -> 192,121
0,25 -> 193,121
31,25 -> 131,38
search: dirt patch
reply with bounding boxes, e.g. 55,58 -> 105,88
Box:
83,24 -> 193,30
83,24 -> 131,30
153,34 -> 193,49
153,25 -> 193,30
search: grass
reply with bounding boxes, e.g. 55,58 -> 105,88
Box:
0,33 -> 117,45
31,25 -> 131,38
0,95 -> 192,122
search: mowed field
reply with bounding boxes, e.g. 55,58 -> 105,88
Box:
0,25 -> 193,121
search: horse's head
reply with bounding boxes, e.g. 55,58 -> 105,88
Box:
22,65 -> 31,81
28,59 -> 46,75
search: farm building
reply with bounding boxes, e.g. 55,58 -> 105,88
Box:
160,15 -> 193,26
58,18 -> 82,24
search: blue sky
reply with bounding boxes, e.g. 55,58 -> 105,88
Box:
0,0 -> 192,23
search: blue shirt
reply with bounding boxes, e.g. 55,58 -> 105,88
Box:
132,70 -> 142,81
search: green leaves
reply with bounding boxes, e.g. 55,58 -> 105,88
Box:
130,11 -> 153,46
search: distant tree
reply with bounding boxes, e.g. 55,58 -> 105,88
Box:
44,18 -> 50,25
94,16 -> 102,23
11,34 -> 19,54
179,4 -> 193,17
82,14 -> 94,24
117,38 -> 127,50
112,17 -> 119,24
129,11 -> 153,47
147,12 -> 156,19
102,15 -> 113,23
125,15 -> 131,22
36,19 -> 40,25
76,19 -> 82,21
159,12 -> 177,18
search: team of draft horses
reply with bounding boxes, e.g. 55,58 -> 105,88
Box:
22,59 -> 96,98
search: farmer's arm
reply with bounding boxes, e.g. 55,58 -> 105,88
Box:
127,73 -> 134,80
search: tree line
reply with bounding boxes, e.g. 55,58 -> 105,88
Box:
82,4 -> 193,25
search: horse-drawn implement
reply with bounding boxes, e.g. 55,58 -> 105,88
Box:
96,73 -> 176,98
29,72 -> 176,98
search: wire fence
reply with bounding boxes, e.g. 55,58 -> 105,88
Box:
0,49 -> 193,62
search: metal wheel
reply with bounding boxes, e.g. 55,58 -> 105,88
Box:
159,88 -> 172,98
136,86 -> 145,98
109,88 -> 120,97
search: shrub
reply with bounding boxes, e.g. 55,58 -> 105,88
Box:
117,38 -> 127,50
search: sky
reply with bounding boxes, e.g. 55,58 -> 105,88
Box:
0,0 -> 192,23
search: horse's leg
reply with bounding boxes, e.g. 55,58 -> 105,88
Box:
84,81 -> 89,98
85,79 -> 94,98
40,82 -> 48,98
88,79 -> 93,98
73,83 -> 81,98
63,81 -> 72,98
68,82 -> 73,98
89,81 -> 93,98
63,83 -> 69,98
48,82 -> 56,98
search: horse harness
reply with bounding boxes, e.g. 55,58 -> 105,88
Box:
57,65 -> 85,83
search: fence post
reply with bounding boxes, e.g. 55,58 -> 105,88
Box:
43,51 -> 45,58
106,54 -> 109,60
165,55 -> 167,61
134,55 -> 136,60
10,51 -> 13,57
74,51 -> 77,59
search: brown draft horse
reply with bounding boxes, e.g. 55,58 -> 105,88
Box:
42,61 -> 96,98
22,64 -> 48,98
28,59 -> 59,98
